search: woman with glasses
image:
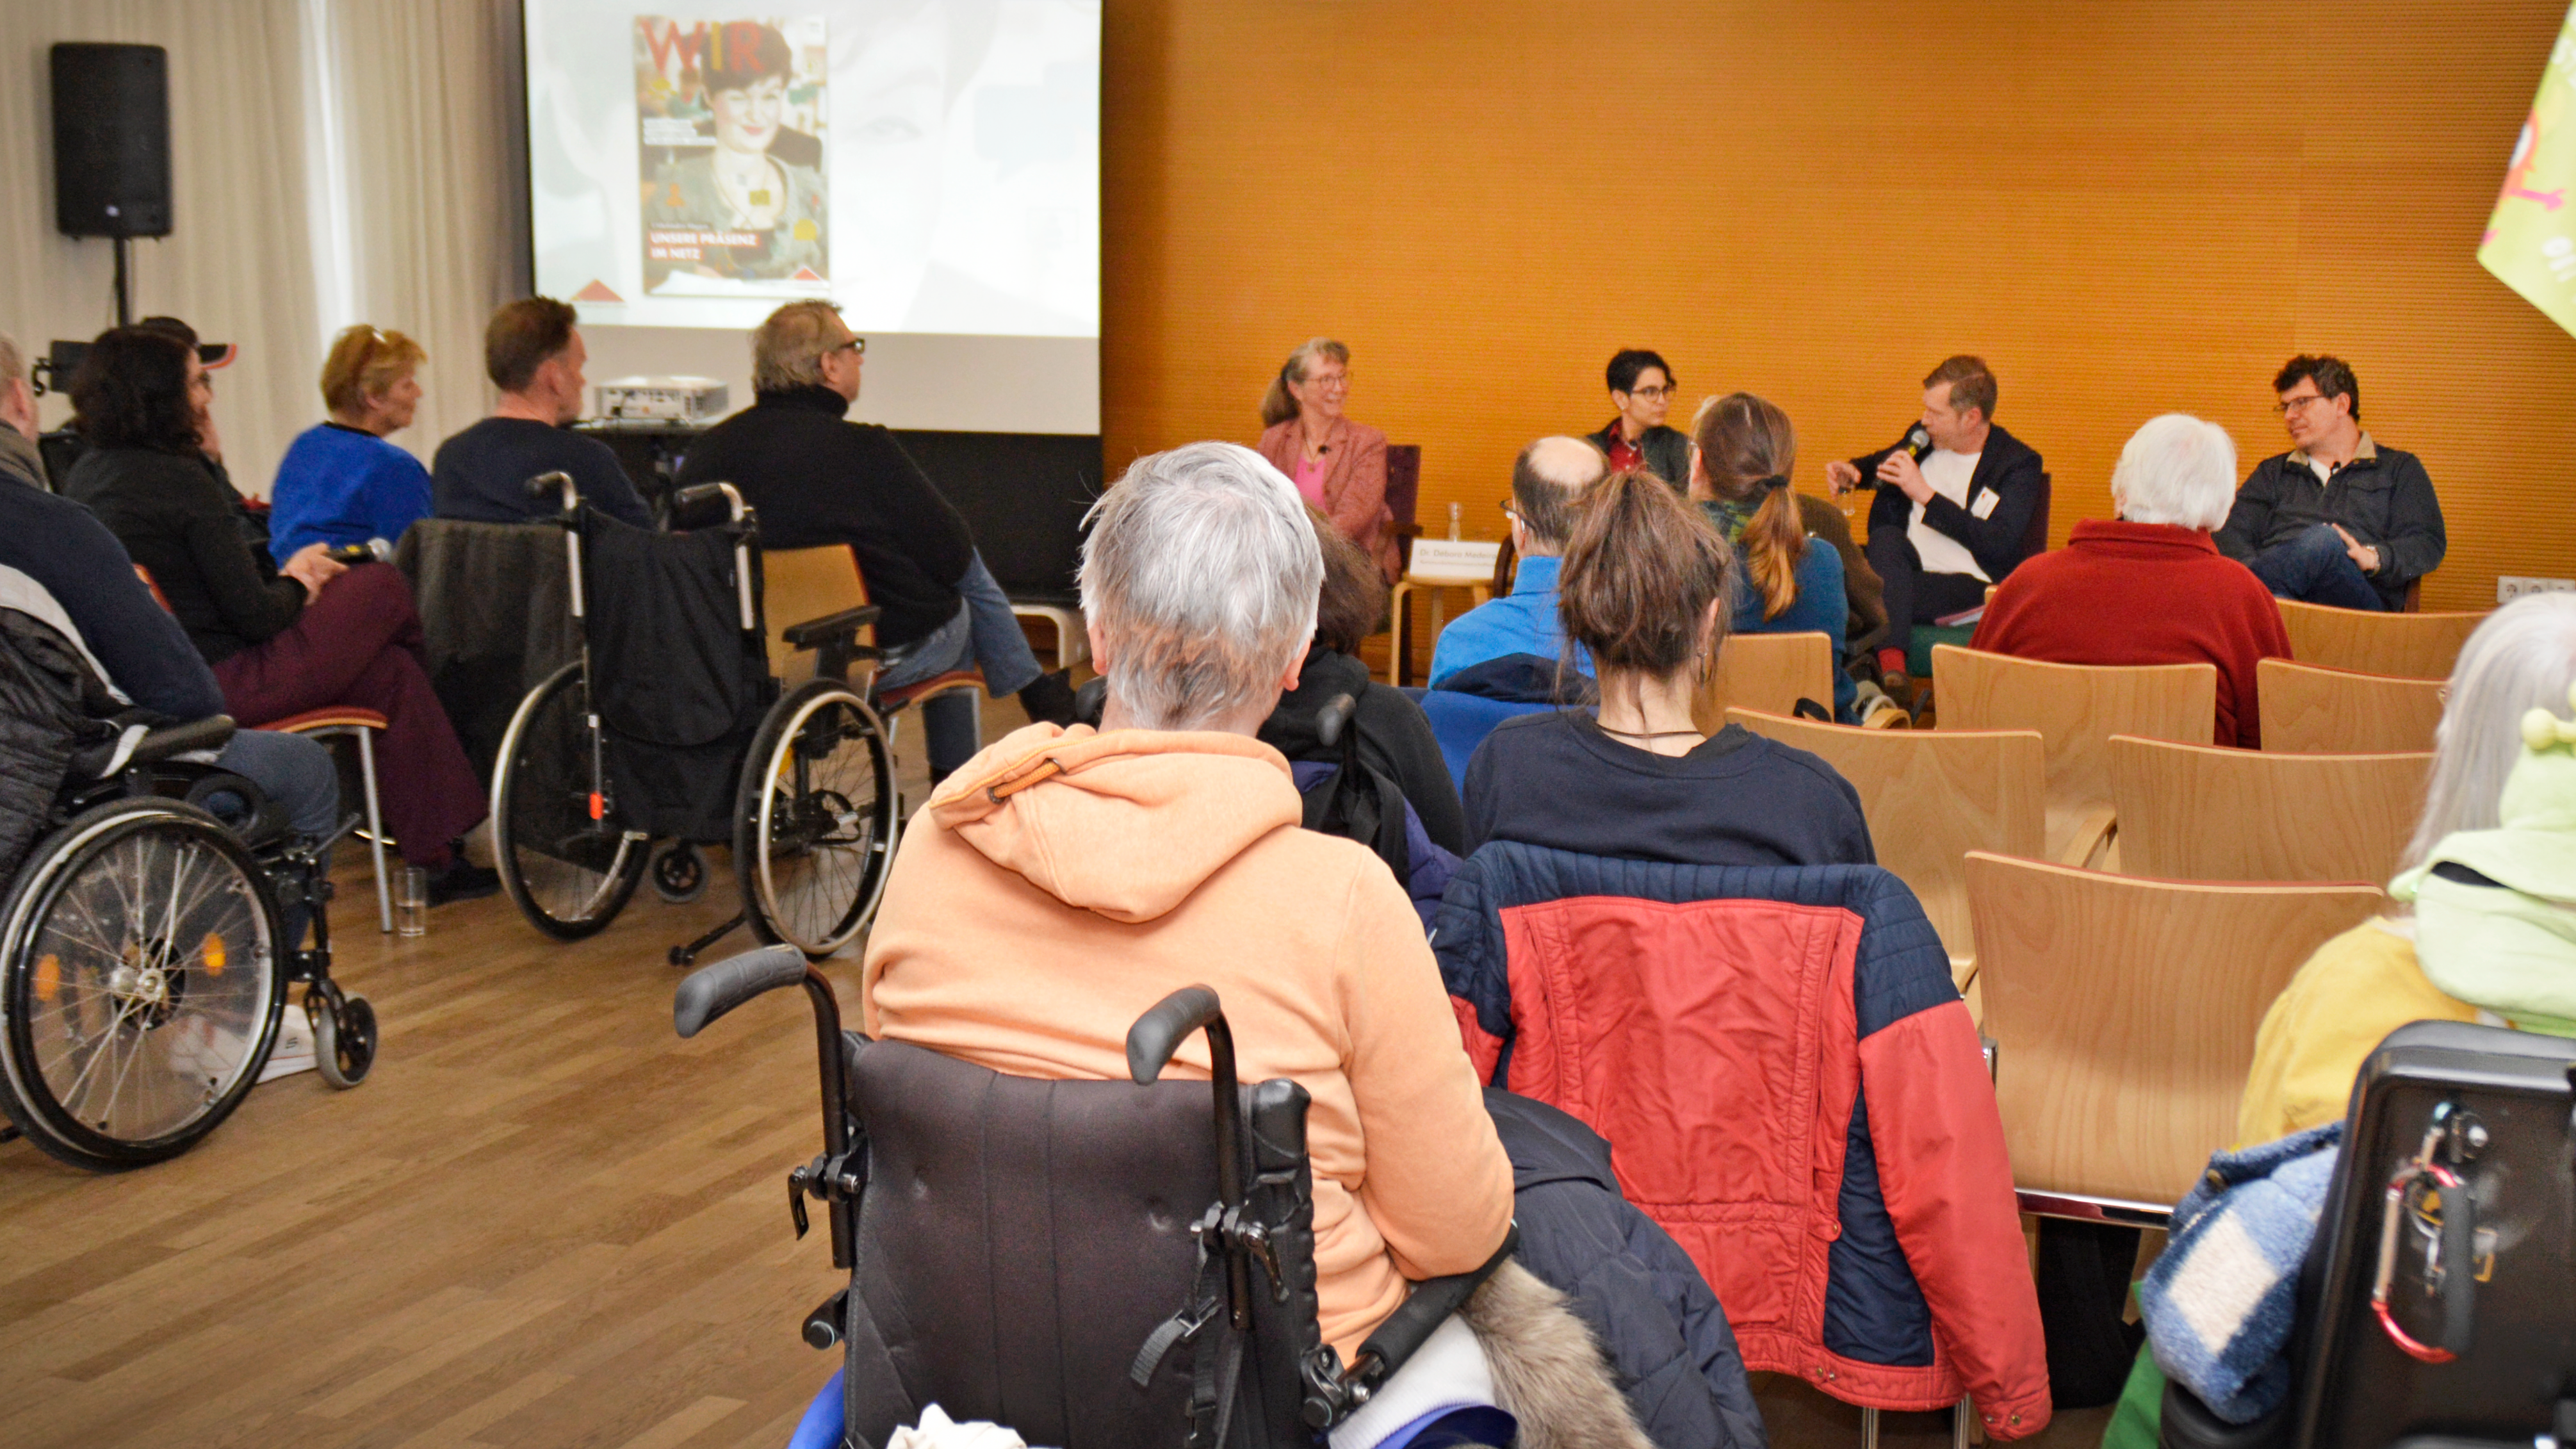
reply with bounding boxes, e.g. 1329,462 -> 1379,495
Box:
268,324 -> 434,559
1256,336 -> 1398,582
1583,348 -> 1692,487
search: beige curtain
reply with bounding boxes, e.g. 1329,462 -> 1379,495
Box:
0,1 -> 324,489
0,0 -> 520,495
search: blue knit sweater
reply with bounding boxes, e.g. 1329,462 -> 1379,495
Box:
266,423 -> 432,559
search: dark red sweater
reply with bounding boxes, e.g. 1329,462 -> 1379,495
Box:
1970,521 -> 2292,749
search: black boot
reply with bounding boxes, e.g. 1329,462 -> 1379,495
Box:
1016,668 -> 1079,726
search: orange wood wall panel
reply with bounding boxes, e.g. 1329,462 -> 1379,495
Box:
1100,1 -> 2576,611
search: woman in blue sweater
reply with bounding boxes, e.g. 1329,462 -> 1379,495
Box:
266,325 -> 433,558
1689,391 -> 1855,721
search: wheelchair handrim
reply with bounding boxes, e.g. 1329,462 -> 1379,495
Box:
492,660 -> 649,936
749,684 -> 893,956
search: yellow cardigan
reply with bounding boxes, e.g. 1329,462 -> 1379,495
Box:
2234,917 -> 2481,1148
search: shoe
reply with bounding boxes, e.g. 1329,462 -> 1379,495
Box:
1875,647 -> 1911,697
1017,668 -> 1080,727
425,858 -> 502,907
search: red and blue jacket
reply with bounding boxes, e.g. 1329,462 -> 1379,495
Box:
1433,843 -> 2051,1438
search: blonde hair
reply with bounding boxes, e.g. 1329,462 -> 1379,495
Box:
1259,338 -> 1348,429
320,325 -> 425,416
1691,392 -> 1807,620
751,300 -> 849,393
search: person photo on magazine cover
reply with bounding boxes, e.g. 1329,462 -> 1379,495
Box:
639,17 -> 828,288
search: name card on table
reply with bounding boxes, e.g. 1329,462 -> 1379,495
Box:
1406,539 -> 1503,582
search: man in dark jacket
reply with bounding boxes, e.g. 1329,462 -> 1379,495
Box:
1827,355 -> 2045,691
1584,349 -> 1692,486
2215,355 -> 2444,612
673,301 -> 1074,778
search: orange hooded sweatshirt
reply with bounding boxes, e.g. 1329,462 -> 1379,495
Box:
862,723 -> 1515,1360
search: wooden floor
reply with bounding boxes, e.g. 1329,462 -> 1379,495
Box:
0,691 -> 2114,1449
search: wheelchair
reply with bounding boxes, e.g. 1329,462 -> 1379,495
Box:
491,474 -> 971,965
673,944 -> 1513,1449
0,715 -> 375,1172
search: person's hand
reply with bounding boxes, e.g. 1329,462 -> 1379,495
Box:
281,543 -> 346,596
1877,450 -> 1934,503
1825,459 -> 1861,495
2332,524 -> 2380,574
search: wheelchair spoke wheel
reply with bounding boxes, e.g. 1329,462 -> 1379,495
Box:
0,798 -> 284,1170
736,679 -> 896,958
493,661 -> 648,940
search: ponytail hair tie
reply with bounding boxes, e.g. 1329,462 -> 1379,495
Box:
1754,475 -> 1790,493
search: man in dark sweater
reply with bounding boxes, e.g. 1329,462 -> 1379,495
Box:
673,301 -> 1075,776
430,298 -> 653,528
2215,354 -> 2444,612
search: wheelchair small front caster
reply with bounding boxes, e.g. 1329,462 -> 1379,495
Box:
308,984 -> 377,1089
650,841 -> 710,903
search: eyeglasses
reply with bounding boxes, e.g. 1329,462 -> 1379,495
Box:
2274,394 -> 2331,415
1625,386 -> 1675,401
831,336 -> 865,357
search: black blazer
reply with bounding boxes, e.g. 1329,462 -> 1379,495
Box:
1584,422 -> 1694,492
1850,423 -> 2046,582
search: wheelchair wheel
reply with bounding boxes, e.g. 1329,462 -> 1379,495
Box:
307,982 -> 375,1090
0,797 -> 285,1170
735,678 -> 897,958
493,661 -> 649,940
649,841 -> 710,903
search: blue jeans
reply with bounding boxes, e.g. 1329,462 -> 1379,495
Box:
956,552 -> 1045,697
212,728 -> 341,840
877,600 -> 982,776
2245,523 -> 2388,612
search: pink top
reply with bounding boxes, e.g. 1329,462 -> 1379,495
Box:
1292,454 -> 1330,505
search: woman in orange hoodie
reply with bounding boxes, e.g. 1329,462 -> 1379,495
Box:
863,441 -> 1648,1448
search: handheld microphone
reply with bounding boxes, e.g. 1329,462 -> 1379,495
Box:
324,538 -> 393,565
1846,423 -> 1934,489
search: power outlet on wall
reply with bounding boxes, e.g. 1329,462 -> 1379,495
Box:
2499,576 -> 2576,602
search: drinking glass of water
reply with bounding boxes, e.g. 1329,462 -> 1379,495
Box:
398,867 -> 429,937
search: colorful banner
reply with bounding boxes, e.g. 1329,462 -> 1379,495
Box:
2481,4 -> 2576,338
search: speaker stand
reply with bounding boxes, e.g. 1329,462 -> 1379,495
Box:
112,236 -> 133,327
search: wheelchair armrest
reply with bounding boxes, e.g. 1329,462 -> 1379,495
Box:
1351,1224 -> 1519,1388
782,605 -> 882,654
76,715 -> 238,779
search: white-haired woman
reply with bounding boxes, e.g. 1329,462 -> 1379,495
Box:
861,441 -> 1662,1448
1971,413 -> 2292,748
1256,338 -> 1399,582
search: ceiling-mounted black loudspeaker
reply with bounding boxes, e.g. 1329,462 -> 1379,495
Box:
51,43 -> 173,240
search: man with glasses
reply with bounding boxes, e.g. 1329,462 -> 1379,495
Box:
1427,435 -> 1604,685
1584,350 -> 1692,487
2215,355 -> 2444,612
675,300 -> 1076,783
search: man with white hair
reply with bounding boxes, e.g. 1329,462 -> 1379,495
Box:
674,299 -> 1075,779
1973,414 -> 2291,748
0,332 -> 49,491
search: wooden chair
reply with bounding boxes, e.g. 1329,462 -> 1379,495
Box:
2110,735 -> 2429,887
1930,645 -> 2215,868
760,544 -> 879,687
2257,657 -> 2444,755
2276,598 -> 2485,680
1728,707 -> 2042,981
1966,851 -> 2382,1216
1689,631 -> 1834,730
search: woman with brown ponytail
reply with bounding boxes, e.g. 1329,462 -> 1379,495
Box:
1690,391 -> 1857,721
1459,468 -> 1874,865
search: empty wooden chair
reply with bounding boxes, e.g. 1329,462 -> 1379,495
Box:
2277,598 -> 2484,680
1930,645 -> 2215,867
2257,657 -> 2444,755
1690,630 -> 1833,731
1966,851 -> 2382,1215
1728,707 -> 2042,980
2110,735 -> 2429,886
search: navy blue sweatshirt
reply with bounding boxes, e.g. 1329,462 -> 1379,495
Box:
0,475 -> 225,719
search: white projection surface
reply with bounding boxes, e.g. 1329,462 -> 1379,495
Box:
525,1 -> 1098,432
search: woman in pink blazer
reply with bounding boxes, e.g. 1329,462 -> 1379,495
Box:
1256,338 -> 1399,582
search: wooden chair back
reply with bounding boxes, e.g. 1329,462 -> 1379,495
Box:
761,544 -> 874,684
2277,599 -> 2484,680
1930,645 -> 2216,866
1966,851 -> 2382,1208
1690,631 -> 1834,732
2110,735 -> 2429,887
1728,708 -> 2042,973
2257,657 -> 2444,755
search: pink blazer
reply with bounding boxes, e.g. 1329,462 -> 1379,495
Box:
1259,416 -> 1399,583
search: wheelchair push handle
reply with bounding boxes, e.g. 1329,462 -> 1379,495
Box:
674,944 -> 811,1038
669,481 -> 747,530
1127,985 -> 1224,1085
525,470 -> 579,517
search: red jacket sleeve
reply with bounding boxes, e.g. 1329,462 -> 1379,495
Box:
1858,999 -> 2053,1439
